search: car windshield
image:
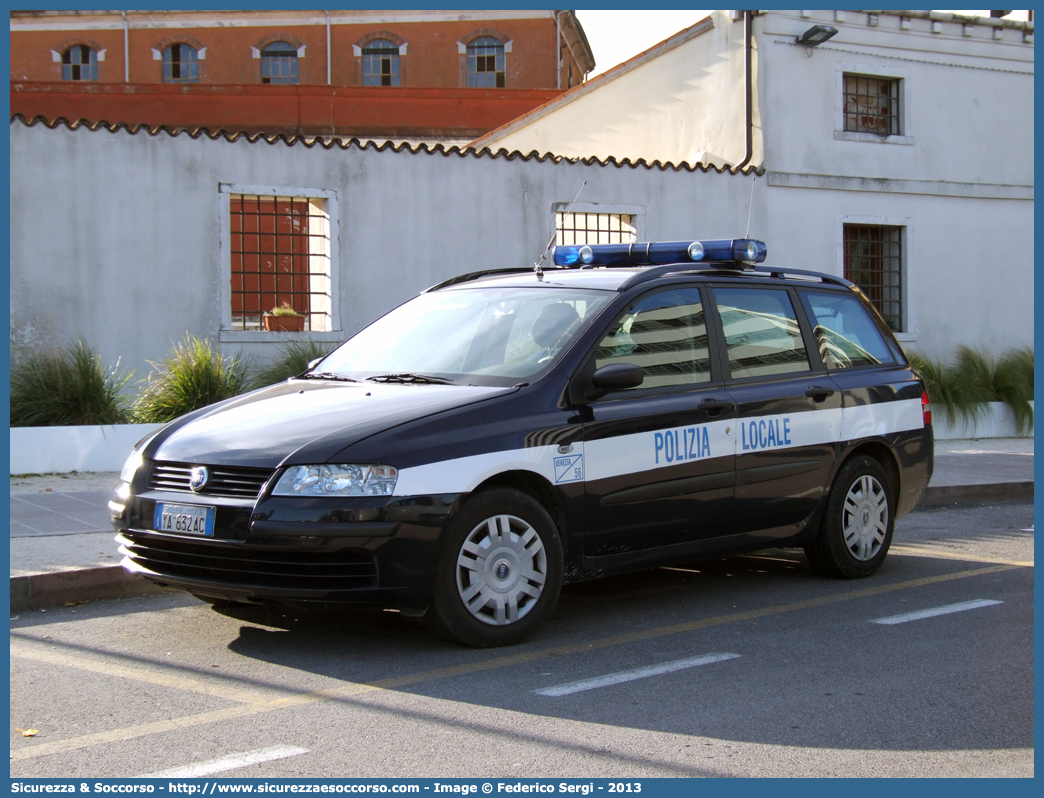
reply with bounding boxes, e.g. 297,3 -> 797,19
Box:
315,286 -> 613,386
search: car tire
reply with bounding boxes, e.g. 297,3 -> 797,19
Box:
426,488 -> 564,647
804,455 -> 895,579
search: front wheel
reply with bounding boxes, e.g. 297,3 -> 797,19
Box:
805,455 -> 895,579
427,488 -> 563,647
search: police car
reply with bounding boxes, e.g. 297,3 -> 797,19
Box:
113,238 -> 933,647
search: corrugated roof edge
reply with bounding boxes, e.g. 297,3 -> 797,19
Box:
9,113 -> 765,175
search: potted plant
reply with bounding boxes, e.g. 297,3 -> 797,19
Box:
263,302 -> 306,332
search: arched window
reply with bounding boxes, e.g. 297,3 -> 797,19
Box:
163,43 -> 199,83
467,36 -> 505,88
362,39 -> 400,86
62,45 -> 97,81
261,41 -> 298,84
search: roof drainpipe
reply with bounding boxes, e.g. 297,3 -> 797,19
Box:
326,11 -> 331,85
556,11 -> 562,89
122,10 -> 130,82
736,10 -> 754,171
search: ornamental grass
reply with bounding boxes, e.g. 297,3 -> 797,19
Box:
907,345 -> 1034,433
251,339 -> 337,388
9,342 -> 131,426
131,335 -> 251,423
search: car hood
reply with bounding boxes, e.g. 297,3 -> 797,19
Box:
148,380 -> 516,468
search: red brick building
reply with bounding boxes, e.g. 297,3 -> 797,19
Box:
10,9 -> 595,141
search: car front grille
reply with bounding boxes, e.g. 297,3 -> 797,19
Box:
121,532 -> 378,591
148,462 -> 274,499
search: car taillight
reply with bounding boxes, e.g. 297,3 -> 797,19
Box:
922,390 -> 932,426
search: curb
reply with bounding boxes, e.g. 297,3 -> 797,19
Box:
919,481 -> 1033,508
10,565 -> 170,613
9,481 -> 1034,612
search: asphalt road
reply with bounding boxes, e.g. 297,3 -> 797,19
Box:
10,501 -> 1034,778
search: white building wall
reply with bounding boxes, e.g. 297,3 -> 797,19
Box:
9,121 -> 758,377
758,10 -> 1034,187
475,11 -> 759,168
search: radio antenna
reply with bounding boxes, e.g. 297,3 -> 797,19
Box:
744,174 -> 756,239
535,180 -> 587,275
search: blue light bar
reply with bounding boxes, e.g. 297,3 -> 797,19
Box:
552,239 -> 767,268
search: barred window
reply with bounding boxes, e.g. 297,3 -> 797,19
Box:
62,45 -> 97,81
467,36 -> 505,88
843,74 -> 900,136
163,44 -> 199,83
229,195 -> 331,332
843,224 -> 904,332
362,39 -> 400,86
261,41 -> 298,85
556,212 -> 637,246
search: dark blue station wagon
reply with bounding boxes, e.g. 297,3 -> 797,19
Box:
113,239 -> 934,646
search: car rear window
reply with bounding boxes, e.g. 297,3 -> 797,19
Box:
801,291 -> 895,370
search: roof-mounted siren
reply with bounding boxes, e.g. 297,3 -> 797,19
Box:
552,239 -> 767,269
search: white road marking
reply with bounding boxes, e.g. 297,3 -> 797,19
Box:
534,652 -> 741,697
139,745 -> 308,778
870,599 -> 1003,626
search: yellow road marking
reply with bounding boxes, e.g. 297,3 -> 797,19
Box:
11,562 -> 1024,762
890,544 -> 1033,568
10,641 -> 271,704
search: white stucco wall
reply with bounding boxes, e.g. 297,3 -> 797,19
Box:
476,11 -> 759,168
9,120 -> 758,377
759,10 -> 1034,188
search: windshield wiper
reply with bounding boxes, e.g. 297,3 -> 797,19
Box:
301,371 -> 360,383
365,373 -> 454,385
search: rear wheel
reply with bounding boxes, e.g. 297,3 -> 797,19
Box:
427,488 -> 563,647
805,455 -> 895,578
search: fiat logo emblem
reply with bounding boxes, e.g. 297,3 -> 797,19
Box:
494,560 -> 510,579
189,466 -> 209,492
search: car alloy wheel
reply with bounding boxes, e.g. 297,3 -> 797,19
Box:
456,514 -> 547,626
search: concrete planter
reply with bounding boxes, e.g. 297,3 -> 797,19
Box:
931,400 -> 1033,440
10,423 -> 163,475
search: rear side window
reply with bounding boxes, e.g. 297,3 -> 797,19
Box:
801,291 -> 894,370
595,288 -> 711,390
713,288 -> 811,380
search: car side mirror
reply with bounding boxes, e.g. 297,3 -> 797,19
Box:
306,357 -> 324,370
586,363 -> 644,400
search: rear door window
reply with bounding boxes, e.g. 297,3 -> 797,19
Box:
713,287 -> 811,380
800,291 -> 895,370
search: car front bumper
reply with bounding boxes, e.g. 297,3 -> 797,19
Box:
114,490 -> 464,612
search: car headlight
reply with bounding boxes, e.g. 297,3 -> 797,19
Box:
120,449 -> 144,483
272,464 -> 398,497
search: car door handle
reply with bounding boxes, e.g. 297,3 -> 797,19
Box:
805,386 -> 836,401
700,399 -> 734,417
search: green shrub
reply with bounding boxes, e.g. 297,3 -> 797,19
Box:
10,342 -> 131,426
908,345 -> 1033,433
992,347 -> 1034,434
251,339 -> 337,388
132,335 -> 251,423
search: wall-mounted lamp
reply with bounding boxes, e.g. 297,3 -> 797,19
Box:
796,24 -> 838,47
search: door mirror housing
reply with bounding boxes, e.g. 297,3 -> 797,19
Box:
586,363 -> 644,400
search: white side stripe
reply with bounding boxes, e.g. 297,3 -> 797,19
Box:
140,746 -> 309,778
393,397 -> 925,496
534,652 -> 741,697
870,599 -> 1003,625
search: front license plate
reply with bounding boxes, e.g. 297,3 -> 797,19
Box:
153,503 -> 216,537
